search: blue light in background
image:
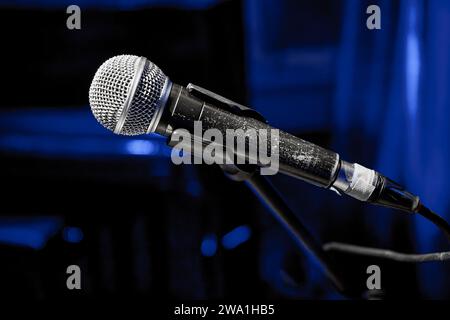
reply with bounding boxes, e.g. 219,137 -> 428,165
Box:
0,109 -> 173,159
125,139 -> 157,156
406,0 -> 421,121
63,226 -> 84,243
201,233 -> 217,257
221,225 -> 251,250
0,217 -> 62,250
0,133 -> 171,159
1,0 -> 220,10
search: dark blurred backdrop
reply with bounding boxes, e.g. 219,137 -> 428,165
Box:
0,0 -> 449,300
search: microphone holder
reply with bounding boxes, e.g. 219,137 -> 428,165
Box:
220,163 -> 348,296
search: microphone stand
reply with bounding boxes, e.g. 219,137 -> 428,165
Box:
220,163 -> 348,296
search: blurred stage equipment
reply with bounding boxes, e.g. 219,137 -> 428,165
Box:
88,54 -> 450,295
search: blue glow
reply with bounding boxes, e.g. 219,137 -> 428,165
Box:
0,0 -> 220,10
63,227 -> 84,243
0,106 -> 171,158
0,109 -> 172,159
0,217 -> 62,250
0,133 -> 171,159
406,1 -> 420,120
201,234 -> 217,257
221,225 -> 251,250
125,139 -> 157,155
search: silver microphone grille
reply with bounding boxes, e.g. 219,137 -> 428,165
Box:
89,54 -> 171,136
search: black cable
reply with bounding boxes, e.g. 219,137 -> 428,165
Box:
415,202 -> 450,242
323,242 -> 450,262
323,202 -> 450,263
368,175 -> 450,242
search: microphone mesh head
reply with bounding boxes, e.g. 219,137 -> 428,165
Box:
89,54 -> 169,136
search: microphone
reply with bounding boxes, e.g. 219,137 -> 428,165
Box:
88,54 -> 420,213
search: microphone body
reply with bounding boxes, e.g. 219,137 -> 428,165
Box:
156,83 -> 340,188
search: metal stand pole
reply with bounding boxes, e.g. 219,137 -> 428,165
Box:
243,173 -> 347,294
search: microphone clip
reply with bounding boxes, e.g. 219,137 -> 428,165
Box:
181,83 -> 264,181
186,83 -> 267,123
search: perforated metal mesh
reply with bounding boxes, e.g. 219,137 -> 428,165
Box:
89,55 -> 137,133
121,59 -> 167,135
89,54 -> 169,136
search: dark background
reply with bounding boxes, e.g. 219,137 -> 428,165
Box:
0,0 -> 449,300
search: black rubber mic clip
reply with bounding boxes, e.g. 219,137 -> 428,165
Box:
186,83 -> 267,123
185,83 -> 265,181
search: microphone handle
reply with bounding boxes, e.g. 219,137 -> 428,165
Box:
157,83 -> 421,212
157,83 -> 340,188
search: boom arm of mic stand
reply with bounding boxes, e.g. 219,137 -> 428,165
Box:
221,164 -> 348,296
